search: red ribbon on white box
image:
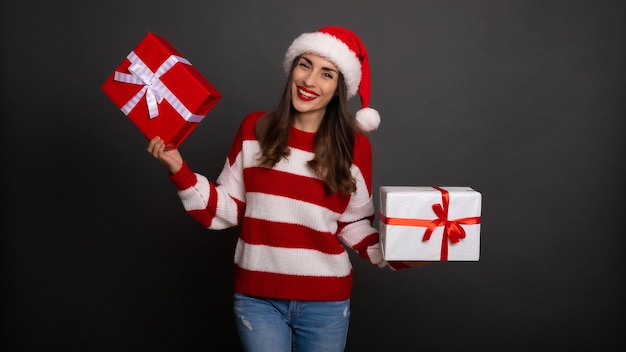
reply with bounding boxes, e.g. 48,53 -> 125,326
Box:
113,51 -> 205,122
380,186 -> 481,261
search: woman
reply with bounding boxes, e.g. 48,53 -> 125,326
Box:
148,26 -> 423,352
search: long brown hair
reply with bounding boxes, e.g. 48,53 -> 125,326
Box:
255,56 -> 359,195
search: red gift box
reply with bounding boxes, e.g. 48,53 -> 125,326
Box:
102,32 -> 222,149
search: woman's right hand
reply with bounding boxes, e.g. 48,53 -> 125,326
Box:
147,136 -> 184,174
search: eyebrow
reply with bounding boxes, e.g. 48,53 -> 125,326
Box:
301,55 -> 339,75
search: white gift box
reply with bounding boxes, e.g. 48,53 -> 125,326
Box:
379,186 -> 482,261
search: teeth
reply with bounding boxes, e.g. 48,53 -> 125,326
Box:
298,88 -> 316,98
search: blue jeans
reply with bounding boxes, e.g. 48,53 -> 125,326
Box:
233,293 -> 350,352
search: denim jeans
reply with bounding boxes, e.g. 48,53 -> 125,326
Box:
233,293 -> 350,352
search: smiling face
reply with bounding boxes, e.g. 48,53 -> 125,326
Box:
290,54 -> 340,123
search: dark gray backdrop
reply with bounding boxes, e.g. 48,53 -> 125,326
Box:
2,0 -> 624,351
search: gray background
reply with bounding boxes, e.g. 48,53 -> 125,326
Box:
2,0 -> 624,351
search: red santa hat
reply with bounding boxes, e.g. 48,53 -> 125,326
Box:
283,26 -> 381,131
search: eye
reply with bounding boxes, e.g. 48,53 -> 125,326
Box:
322,72 -> 334,79
298,59 -> 311,70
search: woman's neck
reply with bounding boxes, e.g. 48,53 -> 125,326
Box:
293,111 -> 324,132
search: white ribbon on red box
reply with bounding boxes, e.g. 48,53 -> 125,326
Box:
113,51 -> 205,122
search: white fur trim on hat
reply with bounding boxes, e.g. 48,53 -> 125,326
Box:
284,32 -> 362,99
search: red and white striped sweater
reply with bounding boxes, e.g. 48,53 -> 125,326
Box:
168,111 -> 401,301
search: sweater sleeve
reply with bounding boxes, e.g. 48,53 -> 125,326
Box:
335,133 -> 408,271
166,114 -> 259,229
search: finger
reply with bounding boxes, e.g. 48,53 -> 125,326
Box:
150,140 -> 165,158
154,141 -> 166,157
147,136 -> 160,152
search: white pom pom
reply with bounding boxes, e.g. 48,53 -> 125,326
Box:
355,107 -> 381,132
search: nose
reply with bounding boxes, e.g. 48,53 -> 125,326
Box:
302,71 -> 316,87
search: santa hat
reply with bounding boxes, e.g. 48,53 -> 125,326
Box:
283,26 -> 380,131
